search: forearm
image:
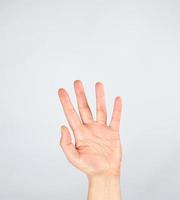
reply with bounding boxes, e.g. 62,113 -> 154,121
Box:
87,175 -> 122,200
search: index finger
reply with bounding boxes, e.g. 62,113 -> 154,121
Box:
58,88 -> 82,132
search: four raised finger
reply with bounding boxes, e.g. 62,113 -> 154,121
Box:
95,82 -> 107,124
58,88 -> 82,133
74,80 -> 94,124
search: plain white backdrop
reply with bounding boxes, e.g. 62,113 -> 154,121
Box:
0,0 -> 180,199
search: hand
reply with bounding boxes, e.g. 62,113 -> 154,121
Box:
58,80 -> 123,179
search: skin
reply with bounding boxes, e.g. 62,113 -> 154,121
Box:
58,80 -> 123,200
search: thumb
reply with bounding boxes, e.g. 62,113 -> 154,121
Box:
60,125 -> 79,166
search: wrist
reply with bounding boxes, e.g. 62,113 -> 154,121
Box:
87,173 -> 120,185
87,168 -> 121,180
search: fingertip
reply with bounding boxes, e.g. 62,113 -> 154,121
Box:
116,96 -> 122,103
95,81 -> 103,88
74,80 -> 84,95
58,88 -> 65,96
61,125 -> 66,131
116,96 -> 121,101
74,79 -> 82,86
60,125 -> 67,140
95,82 -> 105,98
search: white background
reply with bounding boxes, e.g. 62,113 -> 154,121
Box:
0,0 -> 180,199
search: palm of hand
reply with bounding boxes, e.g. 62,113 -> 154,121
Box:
74,122 -> 122,177
58,80 -> 122,177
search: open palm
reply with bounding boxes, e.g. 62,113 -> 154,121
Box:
58,80 -> 123,178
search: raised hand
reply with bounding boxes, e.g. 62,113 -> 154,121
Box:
58,80 -> 123,178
